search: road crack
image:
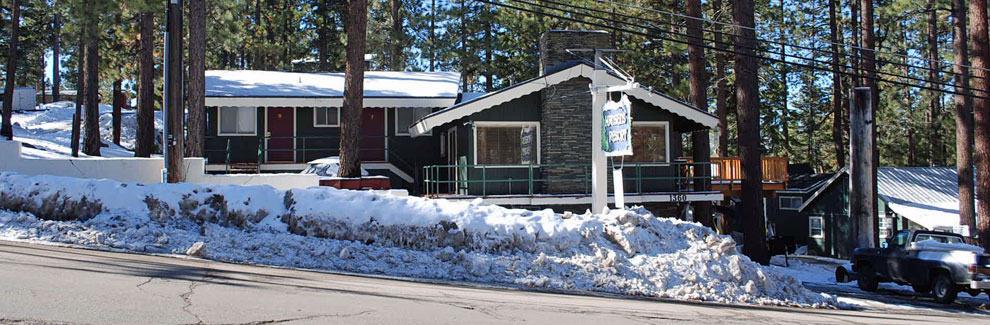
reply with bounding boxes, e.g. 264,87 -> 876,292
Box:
225,310 -> 375,325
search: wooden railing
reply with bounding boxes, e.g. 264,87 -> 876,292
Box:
682,157 -> 788,183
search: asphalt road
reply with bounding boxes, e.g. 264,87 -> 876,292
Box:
0,240 -> 986,325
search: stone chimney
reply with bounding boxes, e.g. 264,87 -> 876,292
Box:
539,30 -> 611,75
539,30 -> 611,194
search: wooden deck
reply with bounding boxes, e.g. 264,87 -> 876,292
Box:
683,156 -> 789,198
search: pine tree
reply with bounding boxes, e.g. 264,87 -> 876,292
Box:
186,0 -> 207,157
1,0 -> 22,140
339,0 -> 367,178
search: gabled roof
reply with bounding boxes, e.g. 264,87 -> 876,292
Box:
204,70 -> 460,108
797,167 -> 849,212
777,173 -> 835,194
408,61 -> 718,137
798,166 -> 973,230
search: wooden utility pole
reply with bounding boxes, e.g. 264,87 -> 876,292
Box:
164,0 -> 185,182
339,0 -> 367,178
828,0 -> 845,168
1,0 -> 22,140
861,0 -> 880,247
686,0 -> 712,227
850,87 -> 876,253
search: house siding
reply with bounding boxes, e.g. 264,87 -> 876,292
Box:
206,106 -> 265,164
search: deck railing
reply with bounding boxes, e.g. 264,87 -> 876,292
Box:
205,135 -> 418,177
421,162 -> 721,197
682,157 -> 789,183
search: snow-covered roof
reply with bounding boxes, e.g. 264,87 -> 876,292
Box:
204,70 -> 460,108
877,167 -> 964,229
408,61 -> 717,137
799,166 -> 971,230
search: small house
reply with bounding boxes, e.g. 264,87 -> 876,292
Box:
796,167 -> 974,258
0,86 -> 37,111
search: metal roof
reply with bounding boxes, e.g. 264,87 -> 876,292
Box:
877,167 -> 960,204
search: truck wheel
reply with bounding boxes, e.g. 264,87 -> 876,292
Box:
857,264 -> 878,292
912,284 -> 931,294
931,273 -> 958,304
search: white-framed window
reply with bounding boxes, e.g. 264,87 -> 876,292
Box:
778,196 -> 803,210
439,131 -> 446,157
219,106 -> 257,136
313,107 -> 340,127
809,216 -> 824,238
395,107 -> 433,136
473,122 -> 540,165
629,121 -> 670,163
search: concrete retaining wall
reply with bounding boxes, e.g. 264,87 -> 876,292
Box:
0,140 -> 319,190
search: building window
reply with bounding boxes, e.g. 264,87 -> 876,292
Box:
879,217 -> 893,238
219,106 -> 256,136
629,122 -> 669,163
474,122 -> 539,165
809,217 -> 824,238
395,107 -> 433,135
313,107 -> 339,127
779,196 -> 803,210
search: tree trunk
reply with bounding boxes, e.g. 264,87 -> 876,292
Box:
927,0 -> 942,166
686,0 -> 712,228
53,12 -> 61,102
1,0 -> 21,140
485,5 -> 494,92
733,0 -> 769,265
186,0 -> 207,157
970,0 -> 990,250
850,0 -> 861,88
72,40 -> 84,157
953,0 -> 976,238
135,11 -> 156,158
317,0 -> 330,71
112,79 -> 122,145
828,0 -> 845,168
861,0 -> 880,247
82,39 -> 101,157
429,0 -> 436,72
390,0 -> 402,70
339,0 -> 367,178
713,0 -> 729,158
778,0 -> 791,157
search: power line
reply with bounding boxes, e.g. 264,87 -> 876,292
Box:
502,0 -> 986,97
591,0 -> 990,74
476,0 -> 989,100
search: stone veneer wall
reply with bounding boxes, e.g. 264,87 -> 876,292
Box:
539,31 -> 610,194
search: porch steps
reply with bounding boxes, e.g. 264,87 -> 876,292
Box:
226,163 -> 261,174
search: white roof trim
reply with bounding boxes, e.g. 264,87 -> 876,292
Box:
205,97 -> 455,108
798,167 -> 850,212
408,63 -> 717,137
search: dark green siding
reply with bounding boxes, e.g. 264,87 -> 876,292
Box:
295,107 -> 341,163
206,106 -> 265,164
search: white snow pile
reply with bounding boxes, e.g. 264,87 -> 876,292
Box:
10,101 -> 163,158
0,173 -> 834,307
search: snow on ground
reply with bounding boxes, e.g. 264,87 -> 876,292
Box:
9,101 -> 163,158
0,172 -> 835,308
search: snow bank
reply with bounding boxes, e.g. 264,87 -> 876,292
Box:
0,173 -> 834,307
12,102 -> 163,158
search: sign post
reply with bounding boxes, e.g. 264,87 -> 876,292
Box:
590,50 -> 637,214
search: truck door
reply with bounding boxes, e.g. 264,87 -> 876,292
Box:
885,231 -> 911,282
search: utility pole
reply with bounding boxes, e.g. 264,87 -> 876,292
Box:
163,0 -> 184,183
850,87 -> 876,253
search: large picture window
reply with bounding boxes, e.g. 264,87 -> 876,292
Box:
313,107 -> 339,127
395,107 -> 433,135
219,106 -> 256,136
474,123 -> 539,165
629,122 -> 669,162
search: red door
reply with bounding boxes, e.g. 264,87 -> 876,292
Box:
266,107 -> 294,162
360,107 -> 386,161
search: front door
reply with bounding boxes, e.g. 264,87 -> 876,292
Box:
266,107 -> 294,162
360,107 -> 386,161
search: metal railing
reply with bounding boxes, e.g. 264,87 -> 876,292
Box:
421,161 -> 722,197
205,135 -> 419,178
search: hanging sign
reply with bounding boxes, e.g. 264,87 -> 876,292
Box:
601,94 -> 633,157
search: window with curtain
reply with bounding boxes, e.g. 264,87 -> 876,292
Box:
476,124 -> 538,165
629,123 -> 668,162
395,107 -> 433,135
314,107 -> 339,127
219,106 -> 256,135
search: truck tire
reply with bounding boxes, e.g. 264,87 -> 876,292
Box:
857,264 -> 878,292
931,273 -> 958,304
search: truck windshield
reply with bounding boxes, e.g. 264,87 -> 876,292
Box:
913,234 -> 964,244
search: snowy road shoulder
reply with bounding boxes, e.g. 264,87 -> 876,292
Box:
0,172 -> 834,308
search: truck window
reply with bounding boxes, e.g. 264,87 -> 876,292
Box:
913,234 -> 963,244
891,231 -> 910,248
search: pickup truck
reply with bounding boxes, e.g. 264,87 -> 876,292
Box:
851,230 -> 990,304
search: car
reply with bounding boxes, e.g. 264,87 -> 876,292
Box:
851,229 -> 990,304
